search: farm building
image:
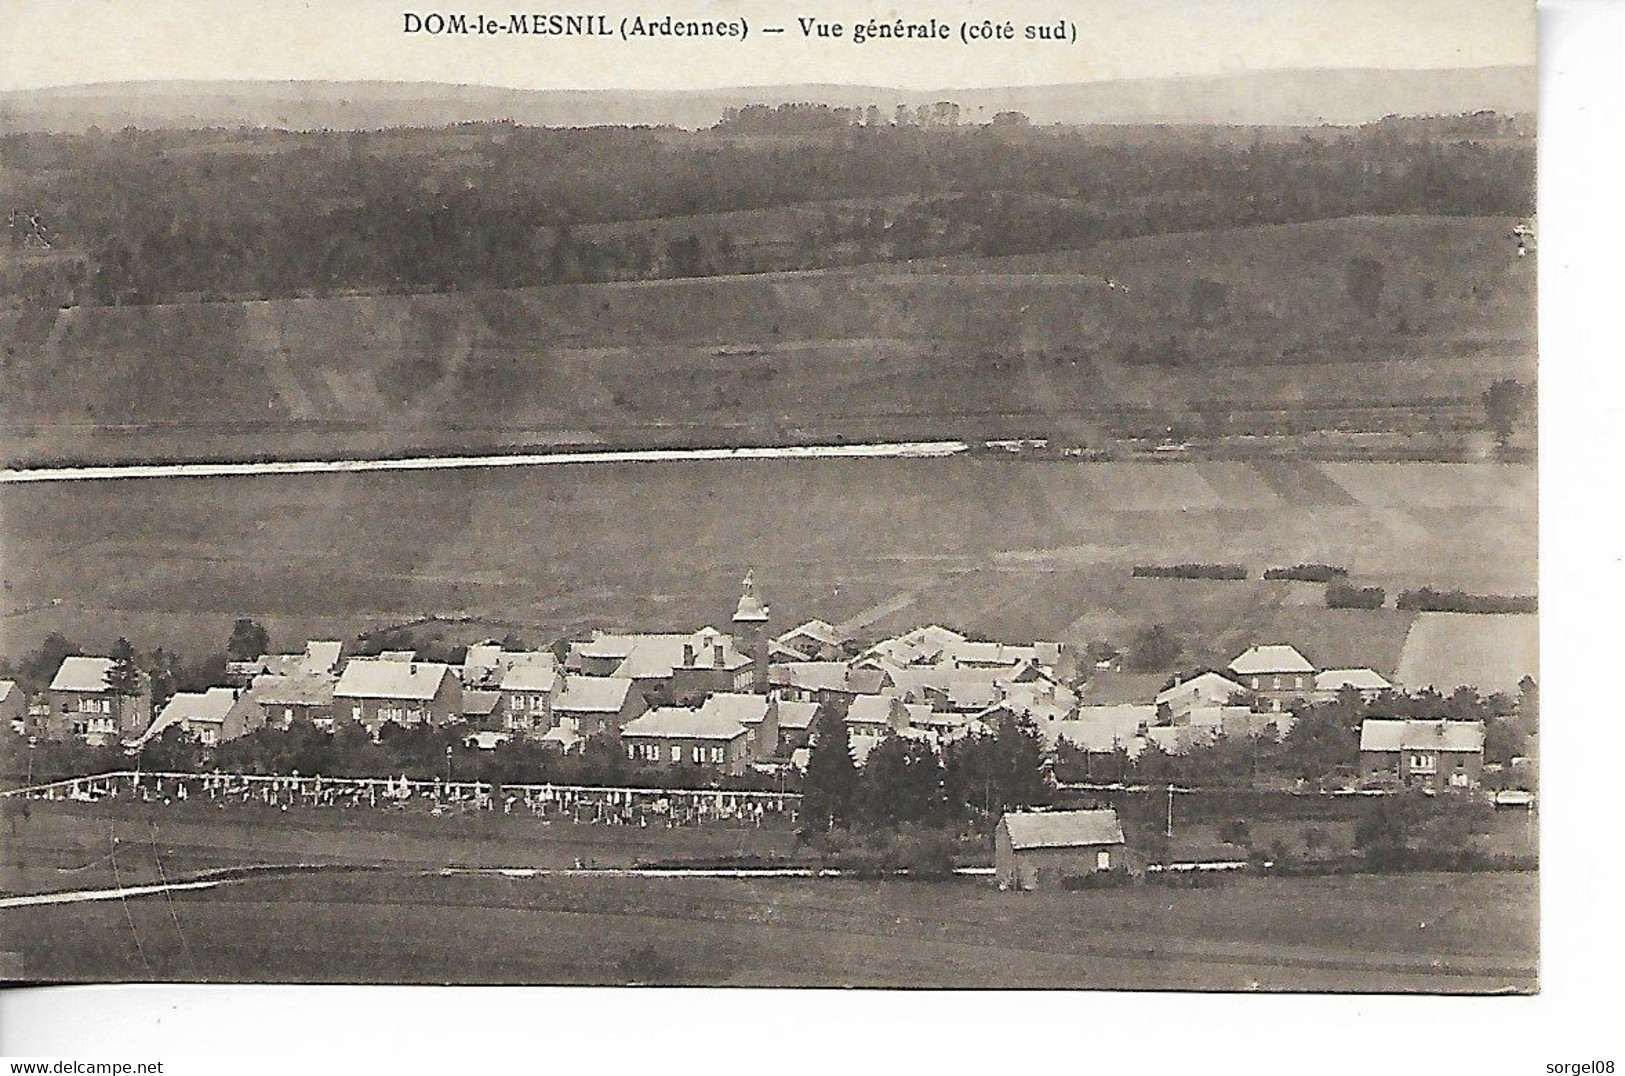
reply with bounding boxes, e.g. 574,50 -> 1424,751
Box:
224,639 -> 343,686
1359,719 -> 1486,791
995,809 -> 1130,891
1228,644 -> 1316,712
334,659 -> 462,737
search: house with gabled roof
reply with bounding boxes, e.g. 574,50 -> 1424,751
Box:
995,809 -> 1130,890
570,627 -> 754,703
226,639 -> 345,686
1156,671 -> 1251,717
136,687 -> 258,748
552,675 -> 644,739
1227,644 -> 1316,712
461,644 -> 557,691
774,619 -> 848,662
768,662 -> 889,706
843,694 -> 919,738
621,705 -> 753,775
44,656 -> 152,746
1315,668 -> 1394,703
773,700 -> 821,752
497,660 -> 564,734
696,692 -> 780,757
334,658 -> 461,738
248,670 -> 336,730
1360,719 -> 1485,791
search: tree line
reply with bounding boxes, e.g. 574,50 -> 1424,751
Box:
1,113 -> 1533,308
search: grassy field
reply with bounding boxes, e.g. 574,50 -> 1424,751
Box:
0,867 -> 1536,991
0,799 -> 801,897
0,457 -> 1534,687
1397,613 -> 1539,696
1,215 -> 1534,465
0,797 -> 1537,990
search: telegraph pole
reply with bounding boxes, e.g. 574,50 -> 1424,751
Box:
1165,783 -> 1175,839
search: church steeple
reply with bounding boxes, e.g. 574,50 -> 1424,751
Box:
732,570 -> 770,692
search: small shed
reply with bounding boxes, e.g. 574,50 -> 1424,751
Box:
995,809 -> 1128,891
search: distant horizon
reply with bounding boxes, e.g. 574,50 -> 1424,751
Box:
5,61 -> 1538,98
0,0 -> 1535,95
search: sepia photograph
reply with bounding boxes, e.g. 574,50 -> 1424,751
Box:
0,0 -> 1560,1009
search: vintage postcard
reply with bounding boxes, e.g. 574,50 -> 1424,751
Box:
1,0 -> 1539,998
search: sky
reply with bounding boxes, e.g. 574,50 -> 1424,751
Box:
0,0 -> 1535,93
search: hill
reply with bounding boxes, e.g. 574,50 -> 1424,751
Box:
0,67 -> 1536,132
0,457 -> 1536,682
0,215 -> 1535,466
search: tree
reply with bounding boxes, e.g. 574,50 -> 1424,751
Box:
1353,795 -> 1416,866
144,647 -> 183,710
1517,676 -> 1539,735
226,618 -> 271,663
1127,625 -> 1181,671
105,638 -> 144,739
19,632 -> 79,692
858,736 -> 946,828
942,714 -> 1051,827
801,718 -> 859,831
1482,377 -> 1530,452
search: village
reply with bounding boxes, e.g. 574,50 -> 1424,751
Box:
0,571 -> 1536,891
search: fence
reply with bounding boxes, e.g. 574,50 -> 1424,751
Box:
2,770 -> 802,827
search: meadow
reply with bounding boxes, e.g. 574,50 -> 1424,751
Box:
0,866 -> 1536,991
1,215 -> 1534,466
1,458 -> 1534,691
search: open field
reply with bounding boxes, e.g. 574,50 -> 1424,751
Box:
0,866 -> 1535,990
1398,613 -> 1539,696
0,799 -> 800,898
1,216 -> 1534,466
0,458 -> 1534,682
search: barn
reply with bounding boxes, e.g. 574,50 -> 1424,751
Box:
994,809 -> 1129,891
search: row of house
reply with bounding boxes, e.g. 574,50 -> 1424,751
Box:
12,577 -> 1486,791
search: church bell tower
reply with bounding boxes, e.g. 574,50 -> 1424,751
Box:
732,570 -> 771,693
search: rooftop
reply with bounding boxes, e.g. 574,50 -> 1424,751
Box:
554,676 -> 634,713
698,692 -> 772,727
249,672 -> 335,708
1229,644 -> 1315,676
1001,809 -> 1125,851
1360,719 -> 1486,753
622,706 -> 749,741
1316,668 -> 1393,692
334,659 -> 453,702
49,656 -> 116,694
